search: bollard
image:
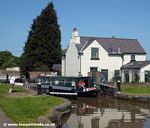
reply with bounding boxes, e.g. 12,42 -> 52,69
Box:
37,83 -> 42,95
114,75 -> 121,92
116,80 -> 121,92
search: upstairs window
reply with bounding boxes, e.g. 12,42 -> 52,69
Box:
131,54 -> 135,62
91,48 -> 99,60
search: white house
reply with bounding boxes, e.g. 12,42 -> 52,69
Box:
62,28 -> 150,83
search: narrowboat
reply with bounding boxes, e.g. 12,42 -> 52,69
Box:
36,76 -> 98,98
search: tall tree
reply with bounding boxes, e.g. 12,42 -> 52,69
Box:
21,2 -> 61,74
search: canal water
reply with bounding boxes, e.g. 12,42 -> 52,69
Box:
61,96 -> 150,128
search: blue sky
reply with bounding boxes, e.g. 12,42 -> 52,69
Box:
0,0 -> 150,59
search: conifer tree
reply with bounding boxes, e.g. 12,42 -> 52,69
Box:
21,2 -> 61,73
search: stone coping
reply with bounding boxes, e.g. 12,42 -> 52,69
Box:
114,92 -> 150,102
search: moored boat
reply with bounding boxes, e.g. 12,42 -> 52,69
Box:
36,76 -> 98,98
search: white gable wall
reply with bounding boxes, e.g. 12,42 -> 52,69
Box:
65,41 -> 80,76
61,56 -> 65,76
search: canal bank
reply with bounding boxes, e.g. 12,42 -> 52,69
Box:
0,84 -> 72,128
114,92 -> 150,102
113,84 -> 150,102
0,94 -> 71,128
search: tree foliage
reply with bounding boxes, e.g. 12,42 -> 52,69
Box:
0,51 -> 20,69
21,2 -> 61,74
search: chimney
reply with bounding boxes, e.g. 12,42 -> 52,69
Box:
71,27 -> 80,44
118,48 -> 121,53
72,27 -> 78,37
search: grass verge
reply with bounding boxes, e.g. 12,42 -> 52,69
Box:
121,85 -> 150,95
0,84 -> 64,124
0,84 -> 26,94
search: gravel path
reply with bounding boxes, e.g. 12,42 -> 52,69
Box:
0,108 -> 17,128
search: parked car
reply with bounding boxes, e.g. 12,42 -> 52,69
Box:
15,77 -> 26,86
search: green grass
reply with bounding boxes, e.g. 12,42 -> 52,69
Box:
121,85 -> 150,94
0,84 -> 64,124
0,83 -> 26,94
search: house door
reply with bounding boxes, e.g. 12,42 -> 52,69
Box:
101,69 -> 108,81
145,71 -> 150,83
90,67 -> 98,83
124,70 -> 129,83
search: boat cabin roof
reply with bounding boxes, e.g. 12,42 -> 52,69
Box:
37,76 -> 93,83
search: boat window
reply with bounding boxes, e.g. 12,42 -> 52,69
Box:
71,81 -> 76,86
37,78 -> 41,84
55,79 -> 59,85
42,77 -> 47,83
50,81 -> 52,86
63,80 -> 66,85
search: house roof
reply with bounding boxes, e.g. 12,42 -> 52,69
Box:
62,49 -> 67,56
52,64 -> 61,71
76,36 -> 146,54
121,61 -> 150,69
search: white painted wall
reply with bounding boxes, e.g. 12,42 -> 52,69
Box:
6,67 -> 20,71
80,40 -> 146,81
81,40 -> 122,81
65,41 -> 80,76
140,64 -> 150,83
62,28 -> 81,76
123,54 -> 146,65
61,56 -> 65,76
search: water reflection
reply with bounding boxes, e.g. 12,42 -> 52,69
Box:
62,96 -> 150,128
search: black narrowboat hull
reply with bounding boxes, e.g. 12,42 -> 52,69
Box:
77,88 -> 98,97
48,85 -> 78,99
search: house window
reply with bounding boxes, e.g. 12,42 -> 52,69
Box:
131,54 -> 135,62
91,48 -> 99,60
90,67 -> 98,72
90,67 -> 98,83
145,71 -> 150,83
101,69 -> 108,81
114,70 -> 120,77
